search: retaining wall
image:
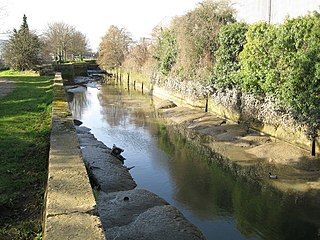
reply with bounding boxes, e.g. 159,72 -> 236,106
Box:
42,73 -> 105,240
150,85 -> 319,154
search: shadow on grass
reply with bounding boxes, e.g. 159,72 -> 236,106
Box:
0,73 -> 53,239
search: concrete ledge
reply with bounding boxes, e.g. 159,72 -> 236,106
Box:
43,73 -> 105,240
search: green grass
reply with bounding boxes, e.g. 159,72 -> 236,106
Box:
0,70 -> 53,239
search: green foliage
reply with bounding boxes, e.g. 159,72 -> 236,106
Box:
3,15 -> 41,71
106,1 -> 319,145
213,22 -> 248,88
239,22 -> 278,94
153,28 -> 177,76
236,12 -> 320,139
276,12 -> 320,135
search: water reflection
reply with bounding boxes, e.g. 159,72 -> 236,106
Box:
68,82 -> 320,240
156,125 -> 320,240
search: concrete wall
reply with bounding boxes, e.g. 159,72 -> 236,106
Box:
232,0 -> 320,23
150,85 -> 319,154
43,73 -> 105,240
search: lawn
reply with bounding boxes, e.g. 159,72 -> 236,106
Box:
0,70 -> 53,239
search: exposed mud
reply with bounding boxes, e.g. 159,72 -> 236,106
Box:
154,99 -> 320,196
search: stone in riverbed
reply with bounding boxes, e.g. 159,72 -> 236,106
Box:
97,189 -> 168,228
107,205 -> 206,240
97,189 -> 205,240
77,130 -> 137,193
155,100 -> 177,110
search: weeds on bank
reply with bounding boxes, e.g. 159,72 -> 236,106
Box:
0,70 -> 53,239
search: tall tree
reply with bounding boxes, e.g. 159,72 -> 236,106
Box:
123,38 -> 151,72
69,31 -> 88,60
97,25 -> 132,70
43,22 -> 75,62
42,22 -> 88,62
2,14 -> 41,70
171,0 -> 235,81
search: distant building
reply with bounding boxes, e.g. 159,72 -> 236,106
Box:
232,0 -> 320,24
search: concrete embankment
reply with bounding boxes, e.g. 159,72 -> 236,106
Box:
43,73 -> 105,240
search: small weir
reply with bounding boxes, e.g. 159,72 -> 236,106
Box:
68,79 -> 320,240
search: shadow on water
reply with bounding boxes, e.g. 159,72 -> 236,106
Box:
68,81 -> 320,240
156,125 -> 320,240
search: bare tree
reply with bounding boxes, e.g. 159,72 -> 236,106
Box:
97,25 -> 132,70
44,22 -> 74,62
42,22 -> 88,62
123,38 -> 151,72
69,31 -> 88,60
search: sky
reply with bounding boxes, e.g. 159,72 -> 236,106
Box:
0,0 -> 202,51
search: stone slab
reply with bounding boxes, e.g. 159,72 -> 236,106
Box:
43,73 -> 105,240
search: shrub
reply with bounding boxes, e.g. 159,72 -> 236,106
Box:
238,22 -> 278,95
153,28 -> 177,77
213,22 -> 248,88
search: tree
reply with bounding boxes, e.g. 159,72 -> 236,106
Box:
42,22 -> 88,62
2,14 -> 41,70
123,38 -> 151,72
97,25 -> 132,70
69,31 -> 88,60
276,12 -> 320,155
171,0 -> 235,81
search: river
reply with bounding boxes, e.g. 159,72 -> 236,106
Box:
68,80 -> 320,240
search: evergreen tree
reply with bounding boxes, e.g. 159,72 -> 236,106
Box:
3,14 -> 41,71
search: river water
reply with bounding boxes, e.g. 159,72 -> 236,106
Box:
68,81 -> 320,240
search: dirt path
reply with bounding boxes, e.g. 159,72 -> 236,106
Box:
0,77 -> 16,99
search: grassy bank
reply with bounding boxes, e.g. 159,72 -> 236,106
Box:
0,70 -> 53,239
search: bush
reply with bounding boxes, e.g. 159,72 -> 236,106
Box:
169,0 -> 235,81
276,12 -> 320,139
153,28 -> 177,76
213,22 -> 248,88
238,22 -> 278,95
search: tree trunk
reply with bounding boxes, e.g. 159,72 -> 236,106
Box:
312,139 -> 316,156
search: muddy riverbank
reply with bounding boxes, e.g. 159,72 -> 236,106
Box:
153,98 -> 320,201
